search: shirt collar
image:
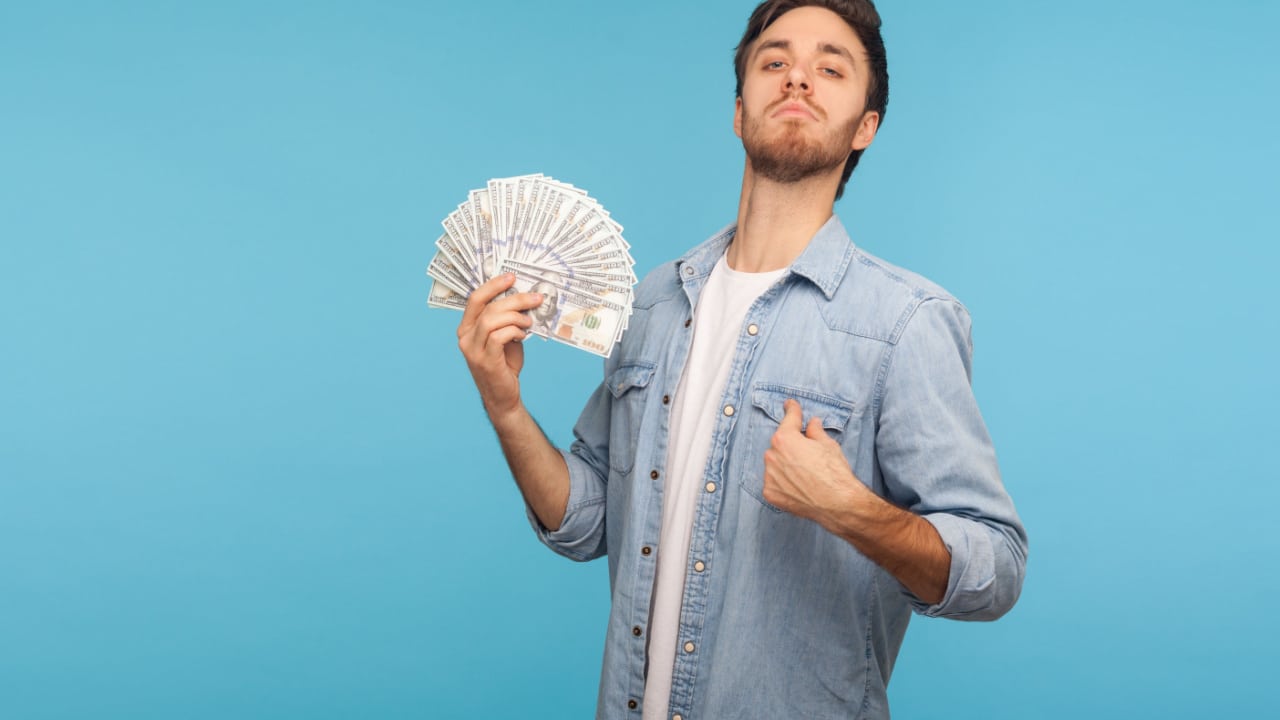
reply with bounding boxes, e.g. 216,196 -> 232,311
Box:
675,214 -> 855,300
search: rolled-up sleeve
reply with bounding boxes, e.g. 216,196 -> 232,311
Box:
876,298 -> 1028,620
525,368 -> 613,562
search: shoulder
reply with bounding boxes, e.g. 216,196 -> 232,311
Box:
632,261 -> 681,310
632,221 -> 735,310
609,260 -> 684,368
824,245 -> 970,345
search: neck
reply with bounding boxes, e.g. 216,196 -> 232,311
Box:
728,161 -> 839,272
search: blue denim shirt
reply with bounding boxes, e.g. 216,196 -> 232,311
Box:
528,215 -> 1027,719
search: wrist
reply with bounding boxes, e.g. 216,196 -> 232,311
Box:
487,400 -> 529,434
818,477 -> 882,540
808,471 -> 860,532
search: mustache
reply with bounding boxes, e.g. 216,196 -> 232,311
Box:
766,94 -> 825,120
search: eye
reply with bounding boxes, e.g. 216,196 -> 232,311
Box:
821,67 -> 843,78
764,60 -> 786,70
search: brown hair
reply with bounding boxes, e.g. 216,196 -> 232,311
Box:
733,0 -> 889,200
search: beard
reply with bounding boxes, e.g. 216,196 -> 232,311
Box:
742,103 -> 858,184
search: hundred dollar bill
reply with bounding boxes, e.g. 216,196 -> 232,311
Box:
427,252 -> 473,296
513,175 -> 541,255
504,261 -> 628,357
468,188 -> 497,282
428,174 -> 636,354
451,203 -> 483,278
500,258 -> 633,308
428,278 -> 467,310
520,182 -> 578,263
435,232 -> 479,290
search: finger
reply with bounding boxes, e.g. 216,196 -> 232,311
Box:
460,273 -> 517,330
805,416 -> 825,440
473,309 -> 535,339
777,398 -> 804,434
484,290 -> 547,315
462,311 -> 533,359
503,331 -> 525,367
484,324 -> 531,357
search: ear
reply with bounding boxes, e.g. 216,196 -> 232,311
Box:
851,110 -> 880,151
734,96 -> 744,139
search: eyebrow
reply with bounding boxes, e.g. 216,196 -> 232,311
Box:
819,42 -> 857,67
753,38 -> 858,69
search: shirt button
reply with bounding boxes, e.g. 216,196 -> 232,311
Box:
632,626 -> 643,637
650,470 -> 660,480
662,394 -> 670,405
694,560 -> 705,572
641,545 -> 652,556
705,481 -> 716,493
628,699 -> 638,710
747,323 -> 758,336
684,641 -> 695,653
684,317 -> 692,328
723,405 -> 735,416
684,266 -> 695,276
673,715 -> 683,720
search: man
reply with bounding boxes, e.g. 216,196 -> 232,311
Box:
456,1 -> 1027,717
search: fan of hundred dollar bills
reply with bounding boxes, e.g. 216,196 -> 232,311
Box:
427,174 -> 636,358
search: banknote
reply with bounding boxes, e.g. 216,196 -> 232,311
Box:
500,258 -> 633,317
502,260 -> 628,357
426,174 -> 635,357
427,276 -> 467,310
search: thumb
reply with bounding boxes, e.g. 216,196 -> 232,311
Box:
778,399 -> 804,434
805,416 -> 826,440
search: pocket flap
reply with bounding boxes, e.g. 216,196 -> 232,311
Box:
751,383 -> 855,432
607,362 -> 657,398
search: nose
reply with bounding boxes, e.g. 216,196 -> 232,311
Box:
785,64 -> 810,93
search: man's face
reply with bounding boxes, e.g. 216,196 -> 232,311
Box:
531,282 -> 558,321
734,6 -> 880,184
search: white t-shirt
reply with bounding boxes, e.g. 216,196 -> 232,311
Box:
643,253 -> 788,720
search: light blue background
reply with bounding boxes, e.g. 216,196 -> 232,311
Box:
2,1 -> 1276,717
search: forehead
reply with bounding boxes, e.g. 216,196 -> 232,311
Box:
755,6 -> 865,58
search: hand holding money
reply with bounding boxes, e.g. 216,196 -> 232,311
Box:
456,273 -> 545,422
428,174 -> 636,358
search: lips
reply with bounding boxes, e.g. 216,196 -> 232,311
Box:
771,100 -> 819,120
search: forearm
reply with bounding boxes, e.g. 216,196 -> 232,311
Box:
866,298 -> 1027,617
761,401 -> 953,604
815,488 -> 951,605
490,403 -> 571,531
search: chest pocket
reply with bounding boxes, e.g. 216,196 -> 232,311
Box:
606,361 -> 656,474
742,383 -> 859,512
